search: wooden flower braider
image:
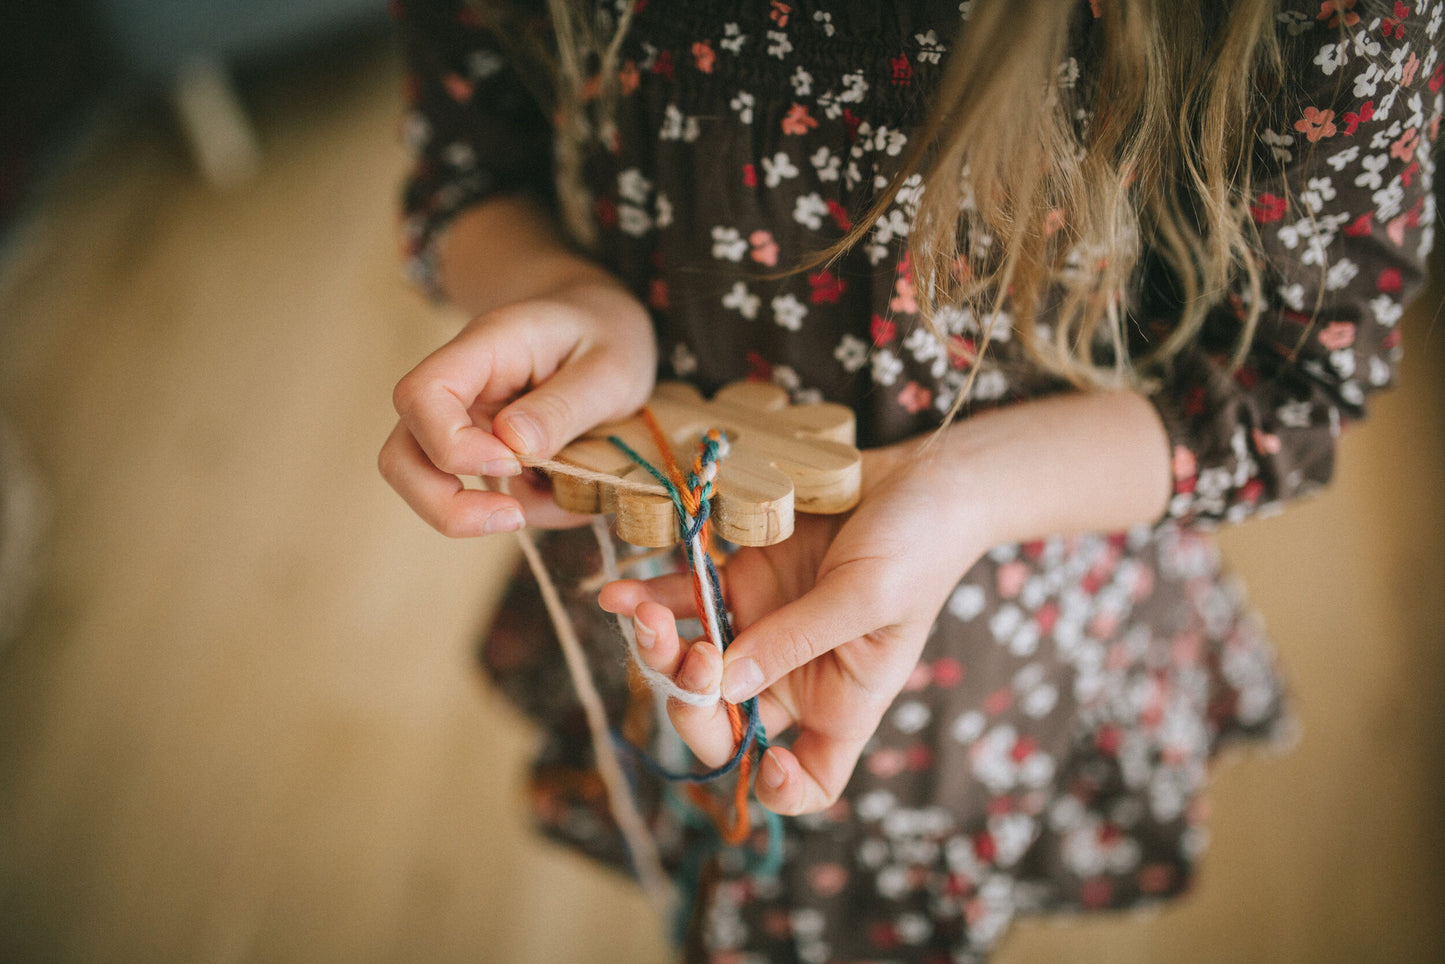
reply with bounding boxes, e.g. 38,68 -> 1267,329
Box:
522,380 -> 863,548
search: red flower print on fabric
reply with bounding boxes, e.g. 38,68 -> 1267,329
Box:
948,335 -> 976,369
618,61 -> 640,94
1382,1 -> 1410,38
889,54 -> 914,86
1250,193 -> 1287,223
808,269 -> 846,303
692,41 -> 716,73
1318,0 -> 1360,28
1344,212 -> 1373,237
870,315 -> 897,345
442,73 -> 473,102
1342,99 -> 1374,134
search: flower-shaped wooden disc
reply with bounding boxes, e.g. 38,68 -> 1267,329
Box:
533,381 -> 862,547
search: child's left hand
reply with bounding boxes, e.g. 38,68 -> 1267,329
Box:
599,442 -> 987,816
599,390 -> 1175,816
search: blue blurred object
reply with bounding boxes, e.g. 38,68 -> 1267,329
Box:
94,0 -> 387,79
89,0 -> 389,185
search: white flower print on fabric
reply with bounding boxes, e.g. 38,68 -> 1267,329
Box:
870,348 -> 903,386
710,226 -> 747,261
791,65 -> 814,97
671,342 -> 698,377
719,21 -> 746,54
721,280 -> 760,319
833,333 -> 868,372
914,29 -> 945,64
467,48 -> 504,79
658,104 -> 699,142
766,29 -> 793,60
810,146 -> 842,181
771,292 -> 808,330
729,90 -> 755,124
793,192 -> 829,230
617,203 -> 651,236
761,151 -> 800,187
617,168 -> 651,204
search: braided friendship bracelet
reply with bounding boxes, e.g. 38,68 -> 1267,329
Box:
606,414 -> 769,848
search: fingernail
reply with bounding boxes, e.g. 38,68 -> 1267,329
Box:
760,750 -> 785,789
502,412 -> 543,455
722,657 -> 763,703
483,507 -> 524,534
632,616 -> 656,649
680,645 -> 718,694
481,458 -> 521,477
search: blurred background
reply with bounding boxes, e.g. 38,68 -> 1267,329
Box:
1,3 -> 1442,961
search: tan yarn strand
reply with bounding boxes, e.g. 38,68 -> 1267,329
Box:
483,480 -> 673,920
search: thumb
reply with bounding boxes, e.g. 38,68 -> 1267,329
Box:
719,558 -> 895,704
493,348 -> 651,458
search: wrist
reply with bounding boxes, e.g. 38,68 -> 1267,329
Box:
437,196 -> 609,315
878,390 -> 1172,554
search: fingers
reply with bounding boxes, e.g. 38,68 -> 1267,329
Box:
756,732 -> 872,816
392,302 -> 650,479
377,421 -> 524,537
630,602 -> 739,768
612,594 -> 793,765
391,329 -> 523,479
492,347 -> 648,459
388,290 -> 655,536
720,559 -> 893,704
598,574 -> 701,620
504,469 -> 603,529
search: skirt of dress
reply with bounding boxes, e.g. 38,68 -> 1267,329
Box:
480,520 -> 1290,963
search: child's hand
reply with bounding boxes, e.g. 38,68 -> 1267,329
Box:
599,390 -> 1174,816
599,443 -> 987,816
380,265 -> 658,536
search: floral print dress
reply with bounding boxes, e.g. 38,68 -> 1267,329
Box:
394,1 -> 1441,960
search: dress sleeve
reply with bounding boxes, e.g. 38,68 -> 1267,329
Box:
393,0 -> 556,296
1150,1 -> 1441,526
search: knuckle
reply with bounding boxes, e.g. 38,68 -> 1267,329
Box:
769,625 -> 821,678
523,393 -> 578,450
430,439 -> 471,477
435,511 -> 476,540
858,585 -> 900,627
391,371 -> 423,415
813,784 -> 843,813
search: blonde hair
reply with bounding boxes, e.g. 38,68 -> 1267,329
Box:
842,0 -> 1284,409
486,0 -> 1287,405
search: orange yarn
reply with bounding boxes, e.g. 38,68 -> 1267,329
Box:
638,408 -> 754,846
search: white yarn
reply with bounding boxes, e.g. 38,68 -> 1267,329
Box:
593,517 -> 721,708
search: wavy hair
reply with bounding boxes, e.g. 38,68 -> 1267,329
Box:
486,0 -> 1287,410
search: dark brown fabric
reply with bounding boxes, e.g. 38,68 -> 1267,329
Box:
394,1 -> 1441,959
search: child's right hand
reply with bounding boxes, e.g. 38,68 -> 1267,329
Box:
380,264 -> 658,537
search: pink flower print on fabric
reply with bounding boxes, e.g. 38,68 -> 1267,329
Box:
1295,106 -> 1337,141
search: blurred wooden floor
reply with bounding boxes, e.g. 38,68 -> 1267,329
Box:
0,39 -> 1441,964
